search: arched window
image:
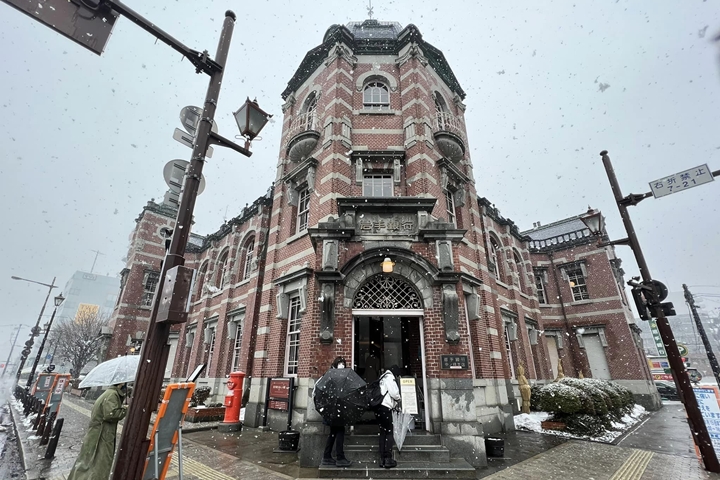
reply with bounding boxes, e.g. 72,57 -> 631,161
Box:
513,250 -> 525,290
302,93 -> 318,131
242,237 -> 255,280
434,92 -> 450,130
489,237 -> 502,280
363,82 -> 389,109
216,250 -> 229,289
196,262 -> 208,298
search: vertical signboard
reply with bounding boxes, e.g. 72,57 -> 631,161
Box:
400,378 -> 418,415
694,386 -> 720,460
648,319 -> 668,357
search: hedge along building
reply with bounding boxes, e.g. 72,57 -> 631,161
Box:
523,214 -> 661,410
242,19 -> 552,467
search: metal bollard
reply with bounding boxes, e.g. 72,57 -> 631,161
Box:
35,411 -> 46,433
40,412 -> 56,446
44,418 -> 64,459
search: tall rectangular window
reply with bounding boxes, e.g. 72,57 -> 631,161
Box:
285,296 -> 302,376
243,239 -> 255,280
297,188 -> 310,233
504,324 -> 516,379
566,264 -> 589,301
141,271 -> 160,307
205,327 -> 216,378
231,318 -> 243,372
534,270 -> 547,304
363,174 -> 393,197
445,190 -> 456,226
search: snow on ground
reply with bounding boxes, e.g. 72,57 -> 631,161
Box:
514,405 -> 647,443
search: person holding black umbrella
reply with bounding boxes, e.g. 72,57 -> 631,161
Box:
320,356 -> 353,467
376,365 -> 402,468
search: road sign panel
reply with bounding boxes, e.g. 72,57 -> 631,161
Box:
163,160 -> 206,196
678,343 -> 689,357
180,106 -> 202,136
172,128 -> 213,158
649,164 -> 714,198
1,0 -> 118,55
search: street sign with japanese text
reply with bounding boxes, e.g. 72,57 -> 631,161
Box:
693,386 -> 720,460
648,319 -> 668,357
649,164 -> 714,198
1,0 -> 118,55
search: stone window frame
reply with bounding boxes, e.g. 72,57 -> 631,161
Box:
362,173 -> 394,197
284,295 -> 303,377
559,261 -> 590,301
534,268 -> 549,304
194,261 -> 209,300
362,81 -> 390,110
575,325 -> 609,349
544,329 -> 564,349
117,268 -> 130,306
284,157 -> 318,236
141,269 -> 160,308
438,159 -> 468,227
215,248 -> 231,290
227,307 -> 246,372
202,316 -> 219,378
512,249 -> 526,291
488,234 -> 503,281
501,310 -> 519,379
274,268 -> 311,319
239,235 -> 256,281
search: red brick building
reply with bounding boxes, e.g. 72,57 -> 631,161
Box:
105,19 -> 659,469
523,214 -> 659,408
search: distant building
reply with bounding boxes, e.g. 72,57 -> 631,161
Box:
56,270 -> 120,321
638,291 -> 720,383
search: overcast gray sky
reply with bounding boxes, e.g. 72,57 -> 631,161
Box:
1,1 -> 719,363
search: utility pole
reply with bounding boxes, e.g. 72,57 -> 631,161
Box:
1,325 -> 23,377
684,284 -> 720,387
590,151 -> 719,472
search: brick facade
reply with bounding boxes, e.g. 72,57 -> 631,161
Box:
104,19 -> 659,469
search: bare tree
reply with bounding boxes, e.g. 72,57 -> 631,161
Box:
49,310 -> 109,378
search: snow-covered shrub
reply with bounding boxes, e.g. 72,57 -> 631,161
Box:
190,386 -> 212,407
564,413 -> 606,437
535,383 -> 587,415
559,378 -> 610,416
530,384 -> 543,411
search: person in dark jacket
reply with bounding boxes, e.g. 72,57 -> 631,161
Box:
375,365 -> 401,468
321,356 -> 352,467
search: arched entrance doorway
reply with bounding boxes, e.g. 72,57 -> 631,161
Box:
351,273 -> 429,431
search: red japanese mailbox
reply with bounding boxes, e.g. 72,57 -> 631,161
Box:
219,371 -> 245,432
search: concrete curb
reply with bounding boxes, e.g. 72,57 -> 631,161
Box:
8,402 -> 29,477
8,399 -> 43,480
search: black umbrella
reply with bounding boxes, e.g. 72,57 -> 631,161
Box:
313,368 -> 367,426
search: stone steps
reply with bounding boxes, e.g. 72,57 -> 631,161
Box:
345,443 -> 451,463
317,458 -> 476,479
345,433 -> 442,446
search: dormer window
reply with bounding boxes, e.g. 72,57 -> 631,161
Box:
363,82 -> 389,109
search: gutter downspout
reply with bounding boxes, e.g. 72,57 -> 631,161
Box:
547,251 -> 583,376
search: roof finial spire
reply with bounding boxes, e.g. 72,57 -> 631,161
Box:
367,0 -> 374,19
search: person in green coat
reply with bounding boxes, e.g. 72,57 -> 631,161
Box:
68,383 -> 128,480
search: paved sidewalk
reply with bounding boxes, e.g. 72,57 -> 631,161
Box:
481,440 -> 720,480
11,394 -> 720,480
616,401 -> 697,458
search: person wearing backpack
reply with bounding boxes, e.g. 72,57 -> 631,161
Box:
375,365 -> 402,468
320,356 -> 353,467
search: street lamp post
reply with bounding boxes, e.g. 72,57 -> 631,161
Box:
107,8 -> 271,480
11,276 -> 57,387
582,150 -> 720,473
26,293 -> 64,388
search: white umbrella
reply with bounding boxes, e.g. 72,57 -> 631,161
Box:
392,410 -> 414,451
79,355 -> 140,388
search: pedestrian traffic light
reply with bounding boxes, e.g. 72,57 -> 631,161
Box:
631,286 -> 652,320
